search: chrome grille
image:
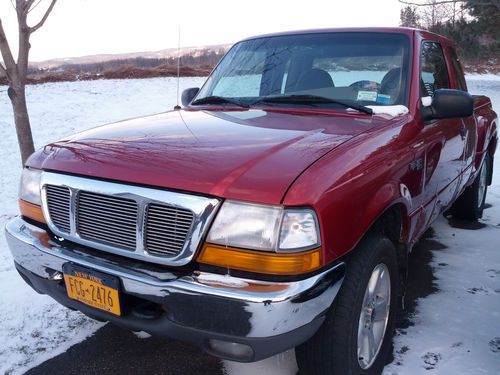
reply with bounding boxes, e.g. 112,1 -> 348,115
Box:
45,185 -> 71,233
76,191 -> 138,251
145,204 -> 194,256
41,173 -> 220,266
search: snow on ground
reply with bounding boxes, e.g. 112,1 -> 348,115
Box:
465,73 -> 500,82
0,75 -> 498,374
384,172 -> 500,374
0,77 -> 206,374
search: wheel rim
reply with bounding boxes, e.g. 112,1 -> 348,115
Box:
357,263 -> 391,369
477,162 -> 488,209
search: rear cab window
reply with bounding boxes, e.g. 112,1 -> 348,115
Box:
446,47 -> 468,91
420,41 -> 450,98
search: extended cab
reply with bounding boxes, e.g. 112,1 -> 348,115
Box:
6,28 -> 497,374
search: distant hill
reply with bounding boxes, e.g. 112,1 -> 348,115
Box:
0,44 -> 231,85
29,44 -> 232,70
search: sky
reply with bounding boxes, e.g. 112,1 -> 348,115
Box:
0,0 -> 403,62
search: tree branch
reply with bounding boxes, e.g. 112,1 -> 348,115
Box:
0,18 -> 17,71
22,0 -> 37,16
16,3 -> 30,83
28,0 -> 44,14
26,0 -> 37,8
399,0 -> 497,5
0,62 -> 6,77
399,0 -> 465,5
15,0 -> 30,17
29,0 -> 57,34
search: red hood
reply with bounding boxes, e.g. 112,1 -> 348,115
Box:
28,108 -> 386,204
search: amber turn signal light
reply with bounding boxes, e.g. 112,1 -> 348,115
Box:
19,199 -> 46,224
198,244 -> 322,275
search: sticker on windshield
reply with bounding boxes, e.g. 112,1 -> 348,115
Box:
376,94 -> 391,104
357,91 -> 378,101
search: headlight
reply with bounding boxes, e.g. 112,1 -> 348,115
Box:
19,168 -> 42,205
206,200 -> 320,252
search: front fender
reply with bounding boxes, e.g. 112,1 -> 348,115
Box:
361,181 -> 412,239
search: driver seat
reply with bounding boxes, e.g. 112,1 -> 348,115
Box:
380,67 -> 403,104
295,68 -> 335,91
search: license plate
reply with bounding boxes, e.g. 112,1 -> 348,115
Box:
63,264 -> 121,316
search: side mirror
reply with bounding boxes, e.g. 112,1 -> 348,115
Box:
181,87 -> 200,107
422,89 -> 473,122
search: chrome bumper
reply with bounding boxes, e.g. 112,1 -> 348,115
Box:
5,216 -> 344,361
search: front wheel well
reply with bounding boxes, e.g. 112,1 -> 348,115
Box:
344,204 -> 409,293
372,205 -> 408,275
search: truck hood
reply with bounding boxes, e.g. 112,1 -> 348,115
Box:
28,108 -> 384,204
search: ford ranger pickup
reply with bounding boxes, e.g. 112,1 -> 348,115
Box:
5,28 -> 497,374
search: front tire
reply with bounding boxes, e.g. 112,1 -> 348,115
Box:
296,234 -> 399,375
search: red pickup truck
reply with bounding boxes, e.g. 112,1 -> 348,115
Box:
6,28 -> 497,374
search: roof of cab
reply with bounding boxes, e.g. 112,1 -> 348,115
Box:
240,27 -> 451,44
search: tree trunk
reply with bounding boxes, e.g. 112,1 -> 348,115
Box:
1,0 -> 58,166
9,86 -> 35,165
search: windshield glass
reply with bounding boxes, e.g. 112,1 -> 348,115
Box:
195,32 -> 411,109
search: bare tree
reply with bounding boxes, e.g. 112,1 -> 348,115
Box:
399,0 -> 499,5
0,0 -> 57,165
399,0 -> 467,27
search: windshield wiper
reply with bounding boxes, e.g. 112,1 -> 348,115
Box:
253,94 -> 373,115
190,96 -> 250,108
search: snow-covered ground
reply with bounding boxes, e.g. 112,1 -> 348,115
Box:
0,74 -> 498,374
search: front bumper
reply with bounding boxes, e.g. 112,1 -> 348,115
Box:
5,216 -> 345,362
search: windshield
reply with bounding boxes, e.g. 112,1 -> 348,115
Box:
195,32 -> 411,109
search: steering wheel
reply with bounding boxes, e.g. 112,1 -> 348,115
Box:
349,80 -> 381,90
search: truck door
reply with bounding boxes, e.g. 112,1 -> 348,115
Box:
419,41 -> 464,223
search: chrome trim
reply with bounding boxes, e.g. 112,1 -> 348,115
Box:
40,172 -> 221,266
69,186 -> 77,235
45,185 -> 71,233
6,216 -> 345,338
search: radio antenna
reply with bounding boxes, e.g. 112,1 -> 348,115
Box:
174,25 -> 181,110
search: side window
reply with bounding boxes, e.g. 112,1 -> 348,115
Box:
447,47 -> 467,91
420,42 -> 450,97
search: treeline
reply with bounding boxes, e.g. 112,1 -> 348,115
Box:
400,0 -> 499,72
0,48 -> 227,85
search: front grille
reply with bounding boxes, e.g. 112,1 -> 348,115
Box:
144,203 -> 194,256
45,184 -> 196,258
45,185 -> 71,233
76,191 -> 138,251
42,173 -> 219,266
